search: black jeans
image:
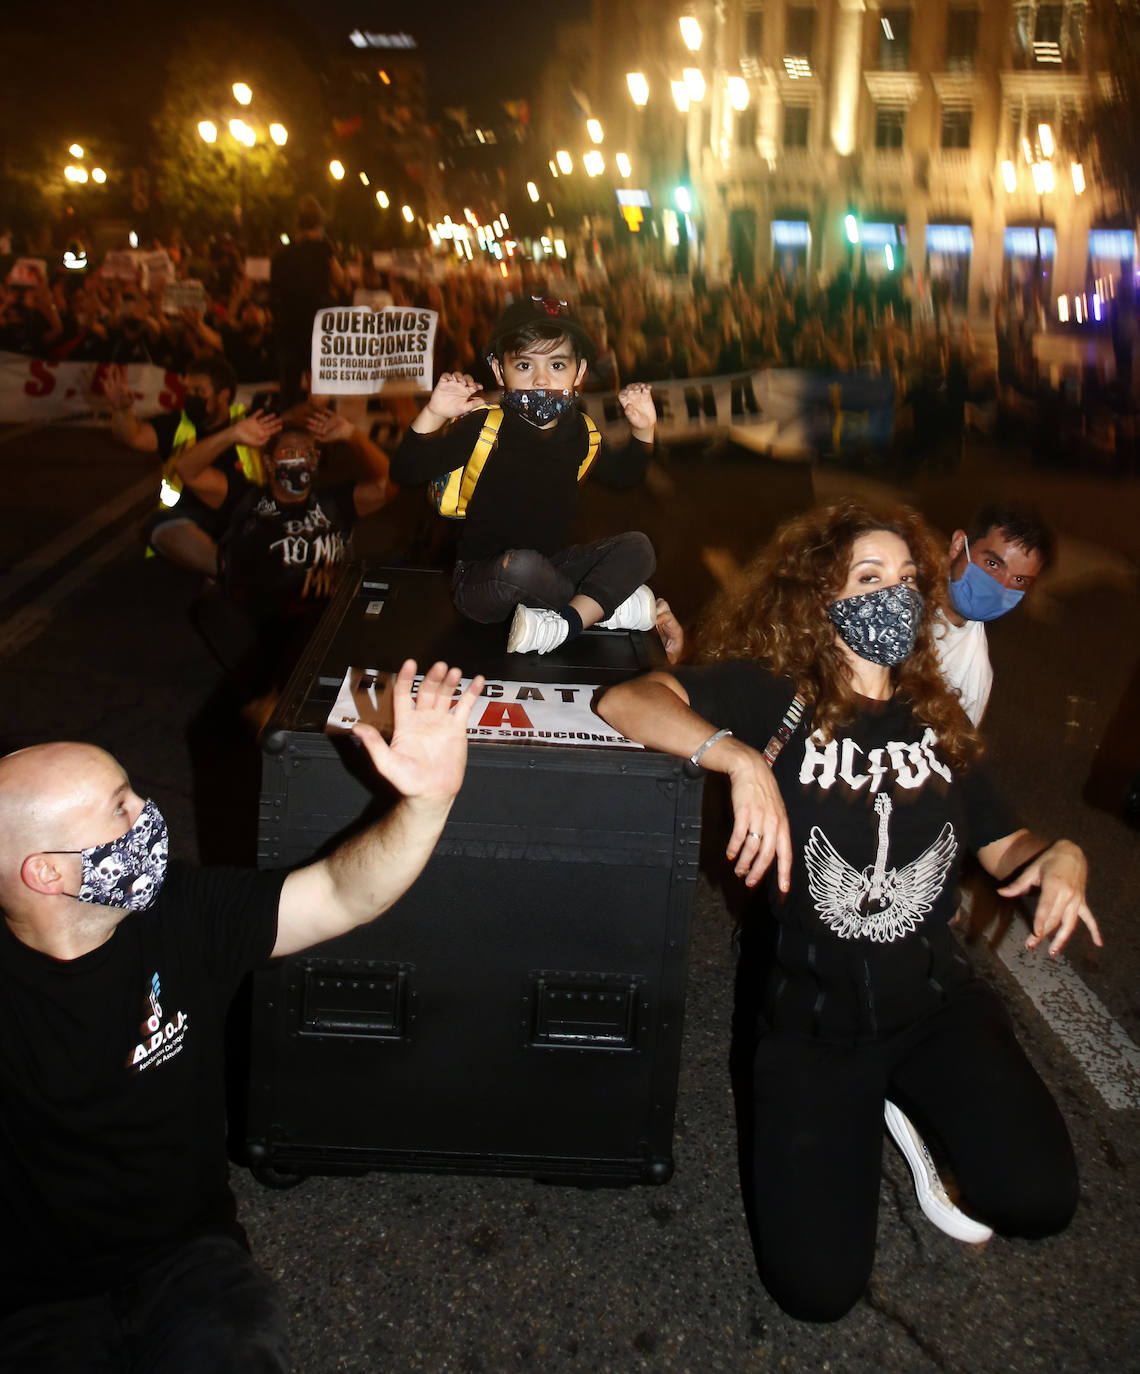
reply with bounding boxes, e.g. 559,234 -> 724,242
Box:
452,532 -> 655,624
0,1235 -> 290,1373
750,981 -> 1078,1323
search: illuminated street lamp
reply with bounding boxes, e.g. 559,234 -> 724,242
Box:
197,120 -> 218,143
232,83 -> 252,106
359,172 -> 370,186
727,77 -> 749,112
583,150 -> 605,177
69,143 -> 84,158
91,167 -> 107,184
679,15 -> 702,50
616,153 -> 632,177
627,72 -> 649,106
375,190 -> 390,207
556,150 -> 573,174
671,81 -> 691,113
269,123 -> 288,146
527,181 -> 540,202
1071,161 -> 1086,195
1001,159 -> 1017,193
229,119 -> 255,147
683,68 -> 706,101
63,165 -> 88,183
586,119 -> 604,144
329,160 -> 345,180
401,204 -> 414,223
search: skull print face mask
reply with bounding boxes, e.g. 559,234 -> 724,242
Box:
58,799 -> 170,912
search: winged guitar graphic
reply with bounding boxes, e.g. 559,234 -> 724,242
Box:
804,794 -> 957,943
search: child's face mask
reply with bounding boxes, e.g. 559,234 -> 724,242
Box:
499,389 -> 578,426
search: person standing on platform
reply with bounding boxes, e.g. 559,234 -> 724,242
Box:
271,195 -> 345,411
0,661 -> 483,1372
598,498 -> 1099,1323
391,296 -> 659,655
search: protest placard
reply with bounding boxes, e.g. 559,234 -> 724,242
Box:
161,280 -> 210,315
326,669 -> 641,749
6,259 -> 47,287
142,251 -> 175,292
310,305 -> 437,394
101,250 -> 143,282
244,257 -> 271,282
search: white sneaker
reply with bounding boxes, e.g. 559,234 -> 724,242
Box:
507,605 -> 569,654
597,585 -> 657,632
883,1101 -> 993,1244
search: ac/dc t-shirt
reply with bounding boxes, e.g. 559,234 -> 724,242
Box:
0,862 -> 284,1314
674,659 -> 1017,1040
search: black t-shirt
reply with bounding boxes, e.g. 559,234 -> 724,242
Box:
675,660 -> 1016,1040
222,478 -> 358,617
0,863 -> 283,1313
390,407 -> 650,563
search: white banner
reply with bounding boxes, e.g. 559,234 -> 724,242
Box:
0,354 -> 187,422
326,668 -> 642,750
310,305 -> 437,394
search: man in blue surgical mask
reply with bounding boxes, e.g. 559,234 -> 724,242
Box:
935,504 -> 1055,726
886,503 -> 1054,1248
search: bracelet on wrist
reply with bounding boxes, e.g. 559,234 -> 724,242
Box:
689,728 -> 732,768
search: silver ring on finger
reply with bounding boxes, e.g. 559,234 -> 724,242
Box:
748,831 -> 760,839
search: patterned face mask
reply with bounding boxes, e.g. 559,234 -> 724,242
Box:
61,799 -> 170,912
827,583 -> 923,668
499,388 -> 578,426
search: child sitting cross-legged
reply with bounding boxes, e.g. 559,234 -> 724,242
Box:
390,296 -> 659,655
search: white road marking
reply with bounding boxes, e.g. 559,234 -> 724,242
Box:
995,938 -> 1140,1111
0,520 -> 145,659
0,473 -> 154,603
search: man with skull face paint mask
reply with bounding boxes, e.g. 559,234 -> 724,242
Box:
391,297 -> 659,654
0,665 -> 481,1371
176,417 -> 393,699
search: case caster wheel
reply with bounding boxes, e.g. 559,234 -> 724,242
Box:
250,1163 -> 307,1190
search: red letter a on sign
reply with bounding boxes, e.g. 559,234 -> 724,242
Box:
478,702 -> 534,730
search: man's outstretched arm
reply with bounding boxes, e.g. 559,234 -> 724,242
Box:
273,660 -> 484,958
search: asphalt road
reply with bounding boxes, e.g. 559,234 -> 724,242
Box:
1,417 -> 1138,1373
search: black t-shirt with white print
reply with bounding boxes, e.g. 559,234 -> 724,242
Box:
0,862 -> 284,1314
675,659 -> 1016,1041
221,476 -> 358,618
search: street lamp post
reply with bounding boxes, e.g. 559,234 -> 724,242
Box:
196,85 -> 287,236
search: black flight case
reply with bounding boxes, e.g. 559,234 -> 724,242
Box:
246,565 -> 703,1186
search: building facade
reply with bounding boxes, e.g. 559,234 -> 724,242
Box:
585,1 -> 1130,311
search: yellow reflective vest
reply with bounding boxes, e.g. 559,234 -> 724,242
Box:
158,402 -> 265,510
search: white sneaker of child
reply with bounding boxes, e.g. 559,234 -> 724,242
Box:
507,605 -> 569,655
596,585 -> 658,632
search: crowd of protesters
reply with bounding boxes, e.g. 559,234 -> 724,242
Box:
0,209 -> 991,414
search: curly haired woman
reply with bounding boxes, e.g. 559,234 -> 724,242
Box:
599,498 -> 1100,1322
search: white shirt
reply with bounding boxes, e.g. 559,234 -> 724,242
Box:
933,610 -> 992,726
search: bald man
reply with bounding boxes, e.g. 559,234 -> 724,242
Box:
0,661 -> 482,1374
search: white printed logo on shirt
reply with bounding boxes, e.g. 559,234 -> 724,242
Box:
804,794 -> 958,943
127,971 -> 189,1072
